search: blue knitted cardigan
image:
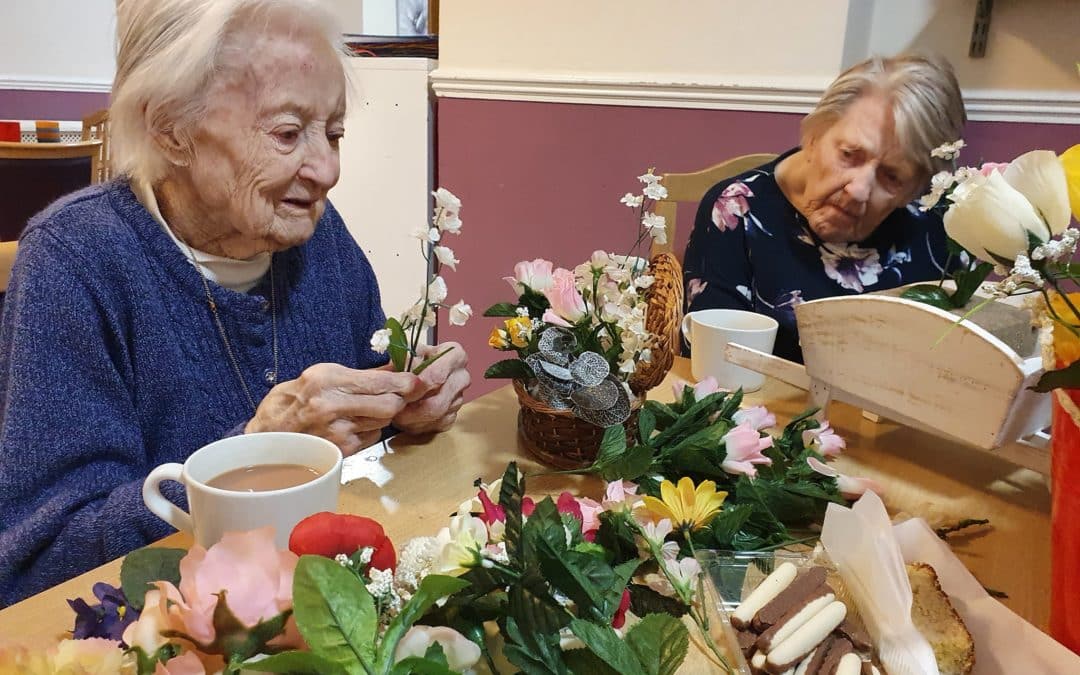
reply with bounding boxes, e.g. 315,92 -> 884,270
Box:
0,181 -> 388,606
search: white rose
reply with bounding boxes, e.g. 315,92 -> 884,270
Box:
448,300 -> 472,326
395,625 -> 481,672
944,170 -> 1051,262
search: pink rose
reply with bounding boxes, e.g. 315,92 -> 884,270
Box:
806,457 -> 882,500
602,479 -> 640,511
979,162 -> 1010,177
504,258 -> 555,295
555,492 -> 602,542
732,405 -> 776,431
802,422 -> 846,458
149,528 -> 298,647
541,308 -> 573,328
711,182 -> 754,231
721,422 -> 774,478
542,268 -> 588,324
671,376 -> 721,402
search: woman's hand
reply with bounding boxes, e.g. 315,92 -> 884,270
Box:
245,363 -> 425,456
393,342 -> 471,434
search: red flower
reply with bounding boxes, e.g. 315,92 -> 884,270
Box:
612,588 -> 632,629
288,512 -> 396,571
476,490 -> 506,524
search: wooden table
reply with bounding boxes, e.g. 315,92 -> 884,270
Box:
0,358 -> 1052,642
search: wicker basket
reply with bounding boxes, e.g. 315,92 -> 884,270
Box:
515,252 -> 684,468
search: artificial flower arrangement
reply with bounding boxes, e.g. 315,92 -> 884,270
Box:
483,170 -> 674,428
901,141 -> 1080,390
579,378 -> 877,551
2,462 -> 761,675
371,187 -> 473,372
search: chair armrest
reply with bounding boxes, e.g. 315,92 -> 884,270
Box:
0,240 -> 18,293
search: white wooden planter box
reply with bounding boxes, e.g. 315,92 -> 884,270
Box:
725,290 -> 1051,474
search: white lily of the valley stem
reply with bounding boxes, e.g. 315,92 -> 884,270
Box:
944,150 -> 1070,262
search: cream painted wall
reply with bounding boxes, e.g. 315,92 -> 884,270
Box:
437,0 -> 855,90
0,0 -> 116,90
866,0 -> 1079,91
436,0 -> 1078,94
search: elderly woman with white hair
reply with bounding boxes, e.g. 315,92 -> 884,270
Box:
683,53 -> 967,363
0,0 -> 469,604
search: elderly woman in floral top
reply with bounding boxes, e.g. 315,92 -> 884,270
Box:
683,53 -> 966,362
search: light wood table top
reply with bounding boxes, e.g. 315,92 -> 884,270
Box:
0,358 -> 1051,644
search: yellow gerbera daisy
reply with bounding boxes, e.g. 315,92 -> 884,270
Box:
642,477 -> 727,532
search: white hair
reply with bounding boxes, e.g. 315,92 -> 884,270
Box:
802,53 -> 967,181
111,0 -> 346,184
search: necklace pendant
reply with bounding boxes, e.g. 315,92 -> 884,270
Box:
264,369 -> 277,385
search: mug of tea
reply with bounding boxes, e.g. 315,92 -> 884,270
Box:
682,309 -> 779,393
142,432 -> 343,549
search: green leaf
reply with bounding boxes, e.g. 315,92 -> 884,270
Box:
900,284 -> 956,310
563,649 -> 621,675
120,547 -> 185,610
707,504 -> 756,549
626,583 -> 689,619
568,619 -> 647,675
499,462 -> 526,565
375,575 -> 471,672
592,425 -> 628,470
502,616 -> 568,675
951,261 -> 994,307
1032,359 -> 1080,392
638,407 -> 656,445
386,317 -> 409,372
594,511 -> 639,564
508,569 -> 573,637
625,614 -> 690,675
483,302 -> 522,317
292,554 -> 377,675
242,651 -> 348,675
483,359 -> 534,380
537,545 -> 635,624
600,444 -> 654,482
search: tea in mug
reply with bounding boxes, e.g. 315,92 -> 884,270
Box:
207,463 -> 322,492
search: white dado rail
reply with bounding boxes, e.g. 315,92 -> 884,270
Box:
429,70 -> 1080,125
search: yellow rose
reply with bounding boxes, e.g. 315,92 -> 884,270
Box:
503,317 -> 533,349
488,327 -> 510,350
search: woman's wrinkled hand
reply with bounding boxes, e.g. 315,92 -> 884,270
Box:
393,342 -> 471,435
245,363 -> 425,456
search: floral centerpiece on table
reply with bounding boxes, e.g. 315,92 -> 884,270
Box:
901,142 -> 1080,390
5,461 -> 761,675
578,378 -> 877,551
483,170 -> 673,434
371,187 -> 473,373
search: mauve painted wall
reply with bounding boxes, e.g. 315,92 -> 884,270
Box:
435,97 -> 1080,398
0,90 -> 109,121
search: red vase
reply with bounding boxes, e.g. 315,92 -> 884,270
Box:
1051,387 -> 1080,652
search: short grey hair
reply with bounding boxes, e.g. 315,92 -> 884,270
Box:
111,0 -> 345,184
802,53 -> 967,181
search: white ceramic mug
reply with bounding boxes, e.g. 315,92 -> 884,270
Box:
143,432 -> 343,549
682,309 -> 779,393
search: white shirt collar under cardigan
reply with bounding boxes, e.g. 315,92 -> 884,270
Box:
131,179 -> 271,293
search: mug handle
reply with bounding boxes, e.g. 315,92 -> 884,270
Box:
681,313 -> 693,345
142,463 -> 194,534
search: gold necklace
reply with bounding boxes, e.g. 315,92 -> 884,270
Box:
180,239 -> 279,414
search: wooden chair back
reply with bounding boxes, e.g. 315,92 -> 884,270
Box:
650,153 -> 778,257
81,109 -> 111,183
0,140 -> 102,291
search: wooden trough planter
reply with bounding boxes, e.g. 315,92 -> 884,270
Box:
725,291 -> 1051,474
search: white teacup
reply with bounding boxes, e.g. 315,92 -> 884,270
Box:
143,432 -> 343,549
682,309 -> 779,393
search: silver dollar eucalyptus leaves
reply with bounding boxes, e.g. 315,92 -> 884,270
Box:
525,328 -> 632,426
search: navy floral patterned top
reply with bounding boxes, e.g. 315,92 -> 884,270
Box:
683,149 -> 950,363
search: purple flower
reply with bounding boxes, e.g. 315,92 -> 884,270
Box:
819,244 -> 882,292
711,182 -> 754,231
68,582 -> 140,643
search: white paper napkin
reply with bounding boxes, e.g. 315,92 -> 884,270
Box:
820,492 -> 940,675
893,518 -> 1080,674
